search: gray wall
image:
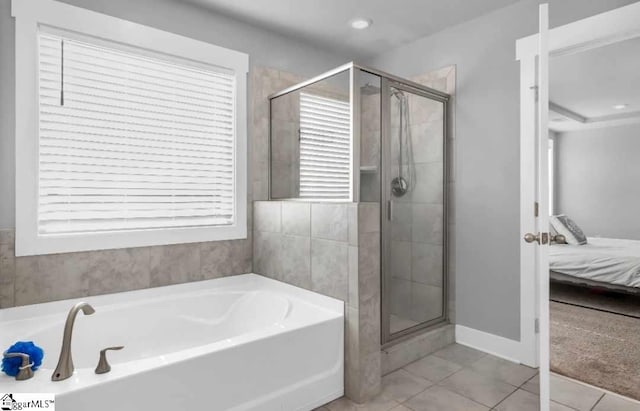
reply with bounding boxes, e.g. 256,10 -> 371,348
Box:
0,0 -> 349,228
367,0 -> 638,340
556,123 -> 640,240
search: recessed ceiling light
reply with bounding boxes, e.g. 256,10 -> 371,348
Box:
613,104 -> 628,110
350,18 -> 372,30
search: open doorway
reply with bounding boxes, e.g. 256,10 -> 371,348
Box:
547,36 -> 640,401
517,3 -> 640,410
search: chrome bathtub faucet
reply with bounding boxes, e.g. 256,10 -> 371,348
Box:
51,302 -> 95,381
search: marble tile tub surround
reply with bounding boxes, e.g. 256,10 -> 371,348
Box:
254,200 -> 381,403
0,64 -> 304,309
0,228 -> 251,307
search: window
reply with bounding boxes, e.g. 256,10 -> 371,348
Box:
13,0 -> 248,256
38,33 -> 236,234
298,92 -> 351,199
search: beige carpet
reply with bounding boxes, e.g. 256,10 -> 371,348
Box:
551,301 -> 640,400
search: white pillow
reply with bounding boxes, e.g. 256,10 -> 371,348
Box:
550,215 -> 587,245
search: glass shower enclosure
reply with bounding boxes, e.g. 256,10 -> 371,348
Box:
268,62 -> 449,346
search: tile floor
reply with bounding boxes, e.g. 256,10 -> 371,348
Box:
316,343 -> 640,411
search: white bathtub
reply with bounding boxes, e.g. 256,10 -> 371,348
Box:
0,274 -> 344,410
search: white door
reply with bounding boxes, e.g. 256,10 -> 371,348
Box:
534,5 -> 550,410
520,3 -> 550,411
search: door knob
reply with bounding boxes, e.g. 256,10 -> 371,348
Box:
523,232 -> 549,244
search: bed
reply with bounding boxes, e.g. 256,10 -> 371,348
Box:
549,237 -> 640,294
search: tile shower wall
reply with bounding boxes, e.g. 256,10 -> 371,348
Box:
0,66 -> 303,309
389,93 -> 445,329
251,68 -> 305,201
253,200 -> 381,403
360,90 -> 381,202
270,91 -> 301,199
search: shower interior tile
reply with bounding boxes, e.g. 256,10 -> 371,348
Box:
410,283 -> 443,323
358,202 -> 380,233
411,121 -> 444,164
390,277 -> 412,318
410,162 -> 444,204
411,203 -> 443,245
411,242 -> 443,287
390,202 -> 412,242
390,241 -> 411,280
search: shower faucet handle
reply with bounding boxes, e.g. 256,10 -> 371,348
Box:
95,346 -> 124,374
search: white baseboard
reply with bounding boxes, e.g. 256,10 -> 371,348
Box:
455,325 -> 524,364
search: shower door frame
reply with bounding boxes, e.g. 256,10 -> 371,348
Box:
267,62 -> 451,347
380,78 -> 450,347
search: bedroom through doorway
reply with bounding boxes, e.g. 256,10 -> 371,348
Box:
547,35 -> 640,401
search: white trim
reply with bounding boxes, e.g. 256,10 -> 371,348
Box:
12,0 -> 249,256
516,1 -> 640,60
549,102 -> 587,124
455,325 -> 523,364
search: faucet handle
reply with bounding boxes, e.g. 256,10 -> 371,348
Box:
95,346 -> 124,374
3,351 -> 35,380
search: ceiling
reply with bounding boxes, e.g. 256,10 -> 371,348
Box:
549,36 -> 640,132
181,0 -> 521,59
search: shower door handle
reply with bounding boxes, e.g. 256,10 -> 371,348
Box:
387,200 -> 392,220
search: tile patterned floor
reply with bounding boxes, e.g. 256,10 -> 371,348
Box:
315,343 -> 640,411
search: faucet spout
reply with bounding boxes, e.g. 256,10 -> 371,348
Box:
51,302 -> 95,381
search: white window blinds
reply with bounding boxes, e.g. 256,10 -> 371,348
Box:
298,92 -> 351,199
38,32 -> 236,235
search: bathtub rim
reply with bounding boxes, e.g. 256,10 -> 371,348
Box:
0,273 -> 343,321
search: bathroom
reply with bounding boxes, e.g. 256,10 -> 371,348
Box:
1,0 -> 640,410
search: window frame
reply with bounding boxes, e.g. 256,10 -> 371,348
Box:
13,0 -> 249,256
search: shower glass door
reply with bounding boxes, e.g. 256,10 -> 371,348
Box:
382,80 -> 448,344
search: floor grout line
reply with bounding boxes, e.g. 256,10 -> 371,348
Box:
432,366 -> 520,410
589,393 -> 606,411
487,383 -> 520,410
